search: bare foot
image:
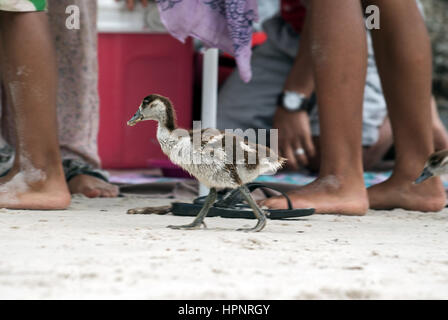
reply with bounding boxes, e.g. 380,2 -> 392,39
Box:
68,174 -> 119,198
368,176 -> 446,212
260,175 -> 369,215
0,167 -> 71,210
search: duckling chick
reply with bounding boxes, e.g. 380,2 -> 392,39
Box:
415,149 -> 448,184
127,94 -> 286,232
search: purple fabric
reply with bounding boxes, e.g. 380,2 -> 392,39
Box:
156,0 -> 258,82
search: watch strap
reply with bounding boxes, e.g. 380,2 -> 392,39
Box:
277,92 -> 313,113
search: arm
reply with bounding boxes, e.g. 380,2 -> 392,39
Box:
283,12 -> 314,97
273,13 -> 316,170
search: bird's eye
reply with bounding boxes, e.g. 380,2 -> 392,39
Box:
430,160 -> 440,166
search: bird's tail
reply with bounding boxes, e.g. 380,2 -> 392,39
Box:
259,156 -> 286,175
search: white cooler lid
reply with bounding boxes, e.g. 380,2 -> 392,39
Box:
97,0 -> 166,33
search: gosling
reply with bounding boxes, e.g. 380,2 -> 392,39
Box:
127,94 -> 285,232
415,150 -> 448,184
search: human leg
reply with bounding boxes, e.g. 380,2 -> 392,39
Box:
262,0 -> 369,215
0,11 -> 70,209
366,0 -> 446,211
47,0 -> 118,197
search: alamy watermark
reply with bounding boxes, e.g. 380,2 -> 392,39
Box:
365,5 -> 380,30
167,121 -> 281,167
65,5 -> 80,30
63,4 -> 380,30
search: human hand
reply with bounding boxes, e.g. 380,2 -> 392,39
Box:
273,107 -> 315,170
115,0 -> 149,11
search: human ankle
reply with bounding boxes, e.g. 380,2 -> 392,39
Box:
318,171 -> 364,186
8,159 -> 65,186
389,168 -> 428,183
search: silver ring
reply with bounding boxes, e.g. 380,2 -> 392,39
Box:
295,148 -> 305,156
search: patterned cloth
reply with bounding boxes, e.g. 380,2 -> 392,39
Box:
256,172 -> 392,188
257,171 -> 448,190
108,169 -> 448,191
0,0 -> 46,11
156,0 -> 258,82
62,159 -> 109,183
47,0 -> 101,167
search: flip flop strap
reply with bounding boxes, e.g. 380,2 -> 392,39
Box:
63,159 -> 110,183
214,182 -> 294,210
192,189 -> 231,205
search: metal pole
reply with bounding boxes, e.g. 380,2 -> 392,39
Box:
199,48 -> 219,196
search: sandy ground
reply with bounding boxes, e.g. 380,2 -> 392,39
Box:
1,193 -> 448,300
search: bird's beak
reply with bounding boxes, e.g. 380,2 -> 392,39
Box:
415,167 -> 433,184
127,108 -> 143,126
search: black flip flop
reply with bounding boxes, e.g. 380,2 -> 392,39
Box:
171,183 -> 315,220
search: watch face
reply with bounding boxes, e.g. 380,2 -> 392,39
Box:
283,92 -> 303,111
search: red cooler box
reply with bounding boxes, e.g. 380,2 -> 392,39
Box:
97,33 -> 193,169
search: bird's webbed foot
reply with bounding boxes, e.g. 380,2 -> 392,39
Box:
167,221 -> 207,230
236,218 -> 266,233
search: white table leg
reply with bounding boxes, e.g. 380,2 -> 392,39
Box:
199,48 -> 219,197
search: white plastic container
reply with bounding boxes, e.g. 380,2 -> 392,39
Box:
97,0 -> 166,33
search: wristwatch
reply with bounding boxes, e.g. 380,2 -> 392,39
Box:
277,91 -> 312,113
